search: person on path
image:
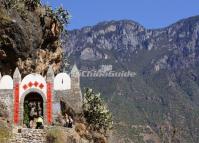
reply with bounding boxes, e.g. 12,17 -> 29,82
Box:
36,116 -> 44,129
68,116 -> 73,128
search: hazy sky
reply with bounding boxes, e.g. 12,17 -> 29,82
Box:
42,0 -> 199,30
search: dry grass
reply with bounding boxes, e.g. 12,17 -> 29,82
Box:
0,9 -> 11,22
46,128 -> 66,143
75,123 -> 87,137
0,126 -> 11,143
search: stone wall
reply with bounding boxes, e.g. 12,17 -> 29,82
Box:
54,89 -> 83,114
10,128 -> 47,143
0,89 -> 13,121
10,127 -> 89,143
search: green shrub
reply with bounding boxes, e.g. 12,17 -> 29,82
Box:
23,101 -> 30,127
83,88 -> 113,133
44,5 -> 71,32
24,0 -> 41,11
54,7 -> 70,26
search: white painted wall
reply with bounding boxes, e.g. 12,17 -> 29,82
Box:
19,74 -> 47,100
54,73 -> 71,90
0,75 -> 13,89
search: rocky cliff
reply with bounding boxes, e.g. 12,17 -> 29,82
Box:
0,0 -> 63,76
63,16 -> 199,143
65,16 -> 199,71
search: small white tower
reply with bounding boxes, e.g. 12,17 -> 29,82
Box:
13,67 -> 21,83
46,66 -> 54,83
71,64 -> 80,89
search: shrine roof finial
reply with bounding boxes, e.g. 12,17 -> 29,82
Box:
47,66 -> 54,75
13,67 -> 21,81
46,66 -> 54,81
71,64 -> 80,76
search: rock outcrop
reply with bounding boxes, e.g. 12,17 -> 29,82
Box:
0,0 -> 63,76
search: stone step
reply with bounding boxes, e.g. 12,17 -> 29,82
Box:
10,127 -> 47,143
10,126 -> 76,143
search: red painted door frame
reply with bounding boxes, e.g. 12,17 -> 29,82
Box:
47,82 -> 52,124
13,82 -> 53,125
14,83 -> 19,124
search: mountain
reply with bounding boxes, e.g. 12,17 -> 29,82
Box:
63,16 -> 199,143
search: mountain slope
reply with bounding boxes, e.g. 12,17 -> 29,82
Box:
63,16 -> 199,143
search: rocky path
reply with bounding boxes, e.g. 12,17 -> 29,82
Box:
9,126 -> 79,143
10,128 -> 47,143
